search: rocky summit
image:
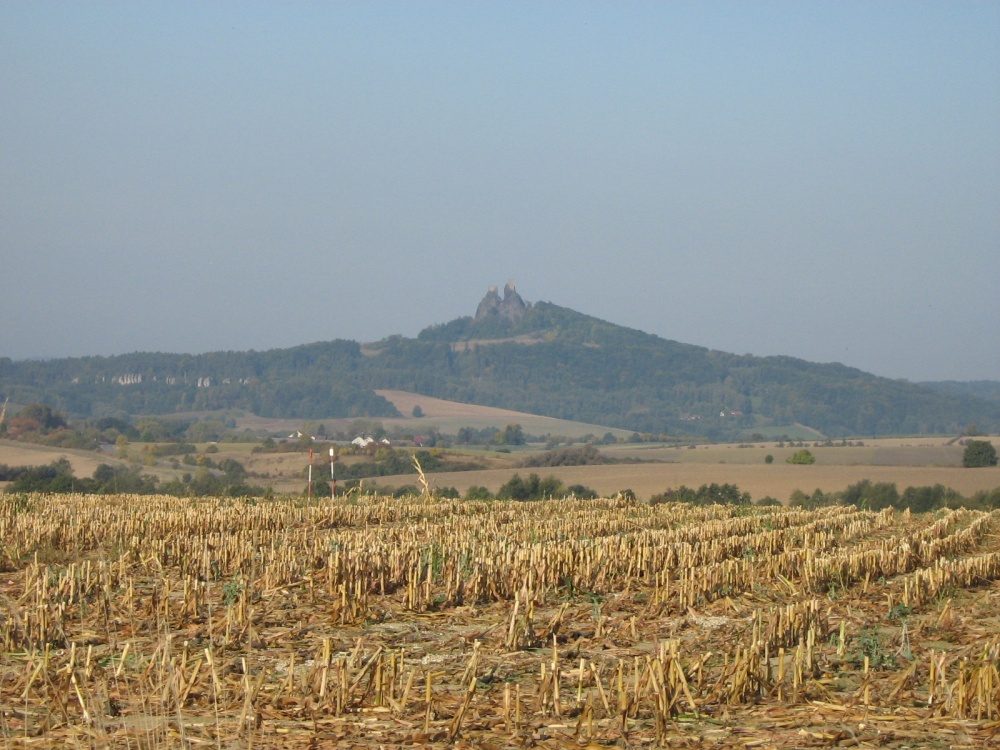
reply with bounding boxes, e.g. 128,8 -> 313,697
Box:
474,281 -> 529,324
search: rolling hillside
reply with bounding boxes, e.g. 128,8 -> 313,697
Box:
2,286 -> 997,439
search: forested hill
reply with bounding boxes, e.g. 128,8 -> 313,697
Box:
0,341 -> 399,420
921,380 -> 1000,405
2,292 -> 997,439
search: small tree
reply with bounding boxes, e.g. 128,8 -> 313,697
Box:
787,449 -> 815,465
466,485 -> 492,501
17,403 -> 68,431
842,479 -> 899,510
963,440 -> 998,468
411,405 -> 424,418
496,423 -> 526,446
566,483 -> 599,500
764,454 -> 774,464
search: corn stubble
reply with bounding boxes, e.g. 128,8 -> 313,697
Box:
1,493 -> 998,747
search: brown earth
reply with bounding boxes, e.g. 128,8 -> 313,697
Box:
378,463 -> 1000,500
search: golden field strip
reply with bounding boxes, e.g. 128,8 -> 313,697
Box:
230,389 -> 636,441
1,493 -> 998,747
153,435 -> 1000,498
379,463 -> 1000,500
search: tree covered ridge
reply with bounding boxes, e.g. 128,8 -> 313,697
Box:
0,340 -> 400,420
921,380 -> 1000,404
1,299 -> 998,438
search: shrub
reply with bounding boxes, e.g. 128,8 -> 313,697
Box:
519,444 -> 607,468
900,484 -> 960,513
392,485 -> 421,498
650,483 -> 751,506
967,487 -> 1000,509
498,473 -> 563,501
842,479 -> 899,510
963,440 -> 998,468
786,449 -> 815,465
8,459 -> 76,492
789,488 -> 838,509
465,485 -> 493,501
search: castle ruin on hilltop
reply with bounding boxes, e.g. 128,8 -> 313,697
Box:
474,281 -> 529,324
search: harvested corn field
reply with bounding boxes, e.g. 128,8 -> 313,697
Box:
1,493 -> 999,748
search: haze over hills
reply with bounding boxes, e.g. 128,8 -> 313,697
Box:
1,285 -> 997,440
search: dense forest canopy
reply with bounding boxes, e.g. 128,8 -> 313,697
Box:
921,380 -> 1000,405
2,295 -> 997,439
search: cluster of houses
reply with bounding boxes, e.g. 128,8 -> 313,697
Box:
350,435 -> 392,448
680,409 -> 744,422
284,431 -> 392,449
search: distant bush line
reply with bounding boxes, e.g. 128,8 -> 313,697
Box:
5,458 -> 1000,513
518,444 -> 613,468
334,472 -> 600,502
1,459 -> 268,498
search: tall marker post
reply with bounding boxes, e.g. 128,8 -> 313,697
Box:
307,447 -> 313,499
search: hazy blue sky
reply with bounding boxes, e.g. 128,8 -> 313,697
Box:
2,2 -> 998,381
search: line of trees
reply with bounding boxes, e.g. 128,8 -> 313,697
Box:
649,483 -> 753,506
4,456 -> 999,512
1,458 -> 267,498
790,479 -> 1000,512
